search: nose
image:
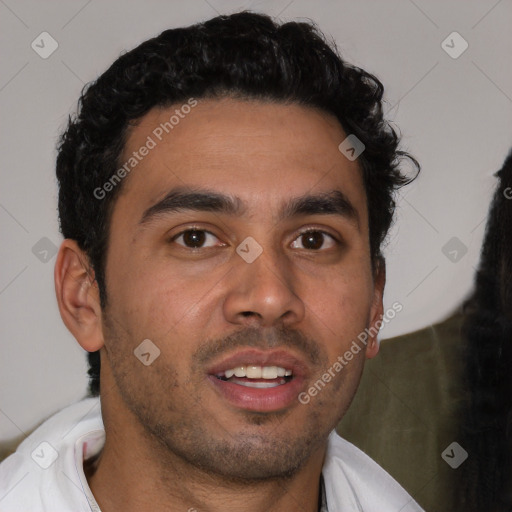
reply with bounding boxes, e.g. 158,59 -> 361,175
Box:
223,249 -> 306,328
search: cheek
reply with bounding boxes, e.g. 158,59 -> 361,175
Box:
303,265 -> 374,354
108,258 -> 222,353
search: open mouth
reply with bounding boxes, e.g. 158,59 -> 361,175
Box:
214,365 -> 294,389
206,350 -> 307,412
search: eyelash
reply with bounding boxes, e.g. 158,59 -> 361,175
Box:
291,229 -> 339,250
170,227 -> 340,251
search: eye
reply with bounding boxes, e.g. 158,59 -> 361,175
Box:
290,230 -> 338,251
172,229 -> 223,249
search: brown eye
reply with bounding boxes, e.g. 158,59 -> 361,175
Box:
182,230 -> 205,247
302,232 -> 324,250
291,230 -> 337,251
173,229 -> 220,248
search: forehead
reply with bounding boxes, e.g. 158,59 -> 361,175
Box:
113,98 -> 367,226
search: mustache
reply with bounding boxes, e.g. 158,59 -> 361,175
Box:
193,325 -> 326,369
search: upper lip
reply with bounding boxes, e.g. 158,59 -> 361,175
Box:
207,349 -> 309,379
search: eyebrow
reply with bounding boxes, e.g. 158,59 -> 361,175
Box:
282,190 -> 359,229
139,186 -> 359,229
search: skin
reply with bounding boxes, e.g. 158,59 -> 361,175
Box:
55,98 -> 385,512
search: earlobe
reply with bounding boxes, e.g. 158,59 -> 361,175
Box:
54,240 -> 104,352
366,337 -> 380,359
366,258 -> 386,360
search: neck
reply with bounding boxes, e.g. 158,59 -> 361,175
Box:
86,434 -> 326,512
86,370 -> 329,512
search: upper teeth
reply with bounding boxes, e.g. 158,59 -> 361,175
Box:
223,366 -> 292,379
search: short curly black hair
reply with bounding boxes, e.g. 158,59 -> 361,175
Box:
56,11 -> 419,397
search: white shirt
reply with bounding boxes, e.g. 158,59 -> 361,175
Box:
0,397 -> 424,511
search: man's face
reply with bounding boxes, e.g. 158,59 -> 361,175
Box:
98,98 -> 384,480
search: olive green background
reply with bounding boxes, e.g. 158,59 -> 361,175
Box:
338,311 -> 466,511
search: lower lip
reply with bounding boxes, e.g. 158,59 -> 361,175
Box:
207,375 -> 305,412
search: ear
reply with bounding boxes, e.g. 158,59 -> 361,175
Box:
54,239 -> 104,352
365,258 -> 386,359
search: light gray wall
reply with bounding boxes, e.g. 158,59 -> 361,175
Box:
1,0 -> 511,442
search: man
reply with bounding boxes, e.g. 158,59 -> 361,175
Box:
0,12 -> 422,511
